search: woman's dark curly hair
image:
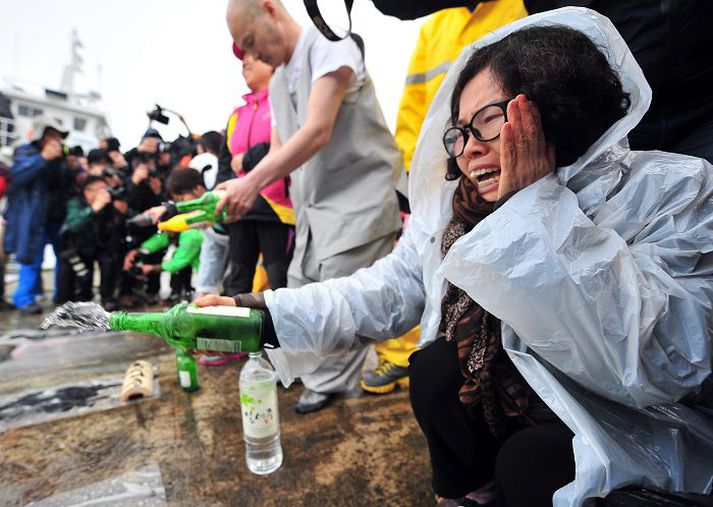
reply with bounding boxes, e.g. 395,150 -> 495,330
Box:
445,25 -> 631,180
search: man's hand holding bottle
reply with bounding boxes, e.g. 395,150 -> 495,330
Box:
190,293 -> 274,356
194,292 -> 266,309
144,205 -> 168,224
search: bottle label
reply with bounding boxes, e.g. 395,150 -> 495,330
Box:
196,337 -> 241,353
187,305 -> 250,318
240,380 -> 279,439
178,370 -> 192,388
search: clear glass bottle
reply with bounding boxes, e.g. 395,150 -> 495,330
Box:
239,351 -> 282,475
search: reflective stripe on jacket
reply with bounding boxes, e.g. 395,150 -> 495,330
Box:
394,2 -> 527,172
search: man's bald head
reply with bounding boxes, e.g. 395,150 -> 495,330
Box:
228,0 -> 269,19
227,0 -> 284,24
226,0 -> 295,68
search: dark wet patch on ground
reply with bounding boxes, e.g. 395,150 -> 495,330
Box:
0,382 -> 119,418
0,344 -> 15,362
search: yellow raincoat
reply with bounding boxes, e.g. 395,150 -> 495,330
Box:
395,2 -> 528,172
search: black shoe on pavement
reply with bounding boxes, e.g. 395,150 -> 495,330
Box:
0,299 -> 15,311
295,389 -> 334,414
19,303 -> 42,316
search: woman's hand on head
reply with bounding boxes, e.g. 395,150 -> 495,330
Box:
498,94 -> 555,200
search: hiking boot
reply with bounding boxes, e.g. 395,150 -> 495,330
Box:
359,360 -> 409,394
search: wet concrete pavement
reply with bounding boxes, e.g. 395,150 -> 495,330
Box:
0,304 -> 433,506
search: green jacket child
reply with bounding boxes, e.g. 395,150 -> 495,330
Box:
135,168 -> 209,303
138,229 -> 203,275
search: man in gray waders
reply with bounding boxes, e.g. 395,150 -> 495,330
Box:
219,0 -> 402,413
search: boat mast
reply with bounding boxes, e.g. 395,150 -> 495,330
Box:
60,28 -> 83,97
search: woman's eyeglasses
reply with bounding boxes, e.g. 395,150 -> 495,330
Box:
443,99 -> 511,158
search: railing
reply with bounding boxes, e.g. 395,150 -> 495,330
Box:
0,117 -> 18,147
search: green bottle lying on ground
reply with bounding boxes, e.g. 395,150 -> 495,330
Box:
109,302 -> 263,353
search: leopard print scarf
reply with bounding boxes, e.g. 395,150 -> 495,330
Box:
438,176 -> 532,436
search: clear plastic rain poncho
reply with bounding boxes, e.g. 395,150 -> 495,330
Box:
264,7 -> 713,505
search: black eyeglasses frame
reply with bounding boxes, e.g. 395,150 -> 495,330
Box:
443,98 -> 512,158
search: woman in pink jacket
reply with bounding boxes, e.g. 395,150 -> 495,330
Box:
217,44 -> 295,297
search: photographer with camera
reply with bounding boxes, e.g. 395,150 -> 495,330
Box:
125,152 -> 166,306
66,146 -> 88,196
3,115 -> 72,315
101,138 -> 131,184
103,168 -> 125,194
127,154 -> 164,217
86,149 -> 111,177
55,175 -> 128,310
124,128 -> 162,169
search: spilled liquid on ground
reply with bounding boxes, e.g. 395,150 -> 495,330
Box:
40,302 -> 111,332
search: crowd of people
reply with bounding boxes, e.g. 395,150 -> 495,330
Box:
2,0 -> 713,505
0,122 -> 216,312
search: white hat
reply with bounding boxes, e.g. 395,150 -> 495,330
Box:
30,115 -> 69,141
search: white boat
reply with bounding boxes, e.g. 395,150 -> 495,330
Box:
0,30 -> 111,162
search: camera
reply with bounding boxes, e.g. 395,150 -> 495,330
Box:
147,105 -> 170,125
107,186 -> 127,201
133,151 -> 157,165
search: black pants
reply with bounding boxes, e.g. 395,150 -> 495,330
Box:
143,251 -> 163,296
169,266 -> 193,295
409,338 -> 575,505
56,251 -> 120,304
224,220 -> 294,296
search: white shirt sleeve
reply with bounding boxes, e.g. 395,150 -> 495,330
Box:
309,36 -> 366,93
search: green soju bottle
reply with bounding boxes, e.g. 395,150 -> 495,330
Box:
175,347 -> 199,392
108,302 -> 263,353
174,190 -> 227,222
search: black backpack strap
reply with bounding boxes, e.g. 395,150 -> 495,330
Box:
350,32 -> 365,60
304,0 -> 354,41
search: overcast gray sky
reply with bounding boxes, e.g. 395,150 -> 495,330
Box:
0,0 -> 423,148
